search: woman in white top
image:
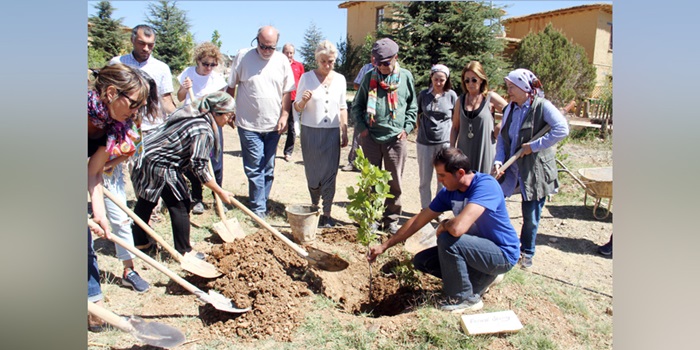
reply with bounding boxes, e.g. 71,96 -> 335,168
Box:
177,42 -> 228,214
293,40 -> 349,228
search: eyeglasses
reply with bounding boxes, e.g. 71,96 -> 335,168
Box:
258,43 -> 276,51
464,78 -> 479,84
118,90 -> 143,109
201,61 -> 218,68
377,61 -> 392,67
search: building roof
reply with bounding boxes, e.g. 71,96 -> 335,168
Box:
338,1 -> 363,9
503,3 -> 612,24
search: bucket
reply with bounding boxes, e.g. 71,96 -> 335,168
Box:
285,204 -> 321,243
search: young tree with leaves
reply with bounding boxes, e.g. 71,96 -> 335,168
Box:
512,24 -> 597,107
299,22 -> 325,71
145,0 -> 193,73
377,1 -> 509,95
88,0 -> 128,64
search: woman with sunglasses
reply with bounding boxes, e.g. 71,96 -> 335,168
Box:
450,61 -> 508,174
177,42 -> 229,215
87,63 -> 158,330
415,64 -> 458,213
130,92 -> 237,259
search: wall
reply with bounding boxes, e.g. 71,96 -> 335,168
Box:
343,1 -> 391,44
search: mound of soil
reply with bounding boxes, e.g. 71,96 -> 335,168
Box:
194,226 -> 442,342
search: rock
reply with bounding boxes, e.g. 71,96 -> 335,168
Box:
605,307 -> 613,316
549,237 -> 558,243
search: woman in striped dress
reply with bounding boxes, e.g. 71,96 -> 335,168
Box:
130,92 -> 236,258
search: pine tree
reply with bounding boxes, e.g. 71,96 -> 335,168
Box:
299,22 -> 325,71
145,0 -> 193,73
512,24 -> 597,107
88,1 -> 128,63
211,30 -> 222,49
377,1 -> 509,95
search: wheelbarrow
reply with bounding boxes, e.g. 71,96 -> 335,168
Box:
556,160 -> 613,220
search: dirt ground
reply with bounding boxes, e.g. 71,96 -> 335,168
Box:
88,125 -> 612,349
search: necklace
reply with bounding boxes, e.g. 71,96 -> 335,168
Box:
465,93 -> 482,139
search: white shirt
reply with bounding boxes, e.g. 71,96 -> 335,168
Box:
110,53 -> 174,131
227,47 -> 295,132
177,66 -> 227,105
294,71 -> 347,129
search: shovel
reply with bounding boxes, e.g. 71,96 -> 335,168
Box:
87,301 -> 186,348
207,162 -> 244,242
91,219 -> 251,314
497,124 -> 552,174
102,188 -> 222,279
226,195 -> 349,272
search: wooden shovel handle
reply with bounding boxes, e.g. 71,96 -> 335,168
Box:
208,162 -> 237,237
227,196 -> 309,257
101,188 -> 183,262
499,124 -> 552,173
89,218 -> 201,295
87,301 -> 134,333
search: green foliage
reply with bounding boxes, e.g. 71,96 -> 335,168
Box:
88,46 -> 107,69
88,1 -> 128,60
145,0 -> 194,73
211,30 -> 222,49
346,148 -> 394,246
300,21 -> 325,71
377,1 -> 510,95
512,23 -> 597,107
390,258 -> 420,288
335,36 -> 363,84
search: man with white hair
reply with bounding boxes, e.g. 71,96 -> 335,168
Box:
226,26 -> 295,218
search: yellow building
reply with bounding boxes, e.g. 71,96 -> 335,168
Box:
503,3 -> 613,93
338,1 -> 392,44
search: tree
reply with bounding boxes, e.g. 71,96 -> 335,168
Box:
335,36 -> 362,84
377,1 -> 510,95
88,0 -> 128,62
299,22 -> 325,71
512,23 -> 597,107
145,0 -> 193,73
211,30 -> 222,49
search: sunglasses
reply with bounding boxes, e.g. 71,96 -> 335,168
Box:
377,61 -> 392,67
201,61 -> 218,68
258,43 -> 276,51
118,90 -> 143,109
464,78 -> 479,84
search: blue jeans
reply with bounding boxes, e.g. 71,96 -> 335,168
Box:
413,232 -> 513,302
520,196 -> 546,257
238,128 -> 281,214
87,229 -> 102,302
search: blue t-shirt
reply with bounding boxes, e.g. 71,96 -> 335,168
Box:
429,172 -> 520,265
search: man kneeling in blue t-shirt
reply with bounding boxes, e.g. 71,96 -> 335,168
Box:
368,147 -> 520,313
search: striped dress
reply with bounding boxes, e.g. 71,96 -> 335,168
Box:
131,111 -> 217,203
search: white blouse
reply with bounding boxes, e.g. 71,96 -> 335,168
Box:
293,70 -> 347,129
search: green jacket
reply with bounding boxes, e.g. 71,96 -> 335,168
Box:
351,67 -> 417,144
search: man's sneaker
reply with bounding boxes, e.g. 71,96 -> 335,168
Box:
384,221 -> 399,235
122,270 -> 150,293
520,255 -> 533,270
598,240 -> 612,256
192,201 -> 205,215
439,297 -> 484,314
341,163 -> 358,172
484,273 -> 505,294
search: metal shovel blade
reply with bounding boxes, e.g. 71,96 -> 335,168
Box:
305,246 -> 349,272
181,252 -> 223,278
196,290 -> 251,314
128,316 -> 186,348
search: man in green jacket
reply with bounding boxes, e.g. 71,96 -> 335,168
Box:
351,38 -> 418,234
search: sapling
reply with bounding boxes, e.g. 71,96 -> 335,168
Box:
346,147 -> 394,302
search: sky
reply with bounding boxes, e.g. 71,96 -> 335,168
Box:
87,1 -> 612,57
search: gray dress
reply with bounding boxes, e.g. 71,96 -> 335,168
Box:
456,93 -> 496,174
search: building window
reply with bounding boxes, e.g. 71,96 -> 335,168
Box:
608,22 -> 613,51
376,7 -> 384,29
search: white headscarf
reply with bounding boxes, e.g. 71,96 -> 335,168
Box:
428,64 -> 450,93
504,68 -> 544,98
